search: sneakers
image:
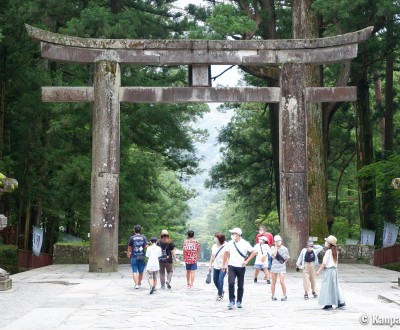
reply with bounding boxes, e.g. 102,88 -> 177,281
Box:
160,285 -> 165,289
166,281 -> 171,289
216,296 -> 223,301
281,296 -> 287,301
271,296 -> 277,301
337,303 -> 346,308
228,301 -> 235,310
254,278 -> 257,283
266,280 -> 271,284
150,286 -> 155,294
134,284 -> 139,289
322,305 -> 333,310
236,301 -> 242,308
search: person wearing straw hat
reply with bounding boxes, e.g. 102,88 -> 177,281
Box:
316,235 -> 346,310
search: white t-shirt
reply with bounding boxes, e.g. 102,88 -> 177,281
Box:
211,243 -> 227,269
146,244 -> 162,271
254,242 -> 271,265
322,249 -> 338,268
225,238 -> 253,267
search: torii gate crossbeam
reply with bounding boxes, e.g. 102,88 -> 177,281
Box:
26,24 -> 373,272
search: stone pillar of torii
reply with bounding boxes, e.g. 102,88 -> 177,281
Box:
26,24 -> 372,272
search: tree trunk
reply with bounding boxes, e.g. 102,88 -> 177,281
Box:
292,0 -> 328,241
356,59 -> 376,231
384,16 -> 394,155
373,72 -> 385,155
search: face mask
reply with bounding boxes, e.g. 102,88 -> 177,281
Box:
214,237 -> 218,243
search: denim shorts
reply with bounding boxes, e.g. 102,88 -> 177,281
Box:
253,264 -> 268,269
185,263 -> 198,271
131,258 -> 145,273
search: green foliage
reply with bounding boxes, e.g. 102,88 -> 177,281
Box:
0,245 -> 19,274
206,105 -> 276,218
205,3 -> 257,39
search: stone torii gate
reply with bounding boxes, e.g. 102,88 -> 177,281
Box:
26,24 -> 372,272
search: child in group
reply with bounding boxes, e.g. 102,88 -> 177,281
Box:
243,236 -> 271,284
296,240 -> 323,299
183,230 -> 201,288
270,235 -> 290,301
145,236 -> 162,294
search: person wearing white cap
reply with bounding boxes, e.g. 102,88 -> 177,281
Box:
296,240 -> 323,300
243,236 -> 271,284
270,234 -> 290,301
316,235 -> 346,310
222,227 -> 253,310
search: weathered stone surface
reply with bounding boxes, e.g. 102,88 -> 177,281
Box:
53,244 -> 129,264
280,63 -> 306,173
89,61 -> 120,273
0,268 -> 11,291
42,87 -> 94,102
305,86 -> 357,102
119,87 -> 281,103
0,278 -> 11,291
26,24 -> 373,51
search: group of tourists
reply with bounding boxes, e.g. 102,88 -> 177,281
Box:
127,225 -> 200,293
127,224 -> 345,311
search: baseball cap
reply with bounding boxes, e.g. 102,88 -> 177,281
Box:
229,227 -> 242,236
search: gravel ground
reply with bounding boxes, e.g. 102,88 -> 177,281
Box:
0,282 -> 68,328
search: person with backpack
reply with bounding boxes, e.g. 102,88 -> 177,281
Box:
183,230 -> 201,289
156,229 -> 177,289
127,225 -> 148,289
209,232 -> 227,301
222,227 -> 253,310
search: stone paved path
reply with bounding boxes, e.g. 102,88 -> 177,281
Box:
1,264 -> 399,329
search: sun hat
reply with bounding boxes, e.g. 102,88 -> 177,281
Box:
325,235 -> 337,246
229,227 -> 242,236
274,235 -> 282,242
161,229 -> 169,236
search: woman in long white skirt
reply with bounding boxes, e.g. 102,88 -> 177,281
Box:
316,235 -> 345,310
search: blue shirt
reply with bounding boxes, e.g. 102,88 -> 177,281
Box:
128,234 -> 147,259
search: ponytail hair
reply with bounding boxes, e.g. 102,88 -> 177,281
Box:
330,244 -> 338,264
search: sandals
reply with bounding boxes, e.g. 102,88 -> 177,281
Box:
304,293 -> 309,300
312,292 -> 318,298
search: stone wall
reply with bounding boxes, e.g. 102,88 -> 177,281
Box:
319,245 -> 375,265
53,244 -> 129,264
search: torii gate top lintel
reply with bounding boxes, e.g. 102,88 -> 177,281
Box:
25,24 -> 373,66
